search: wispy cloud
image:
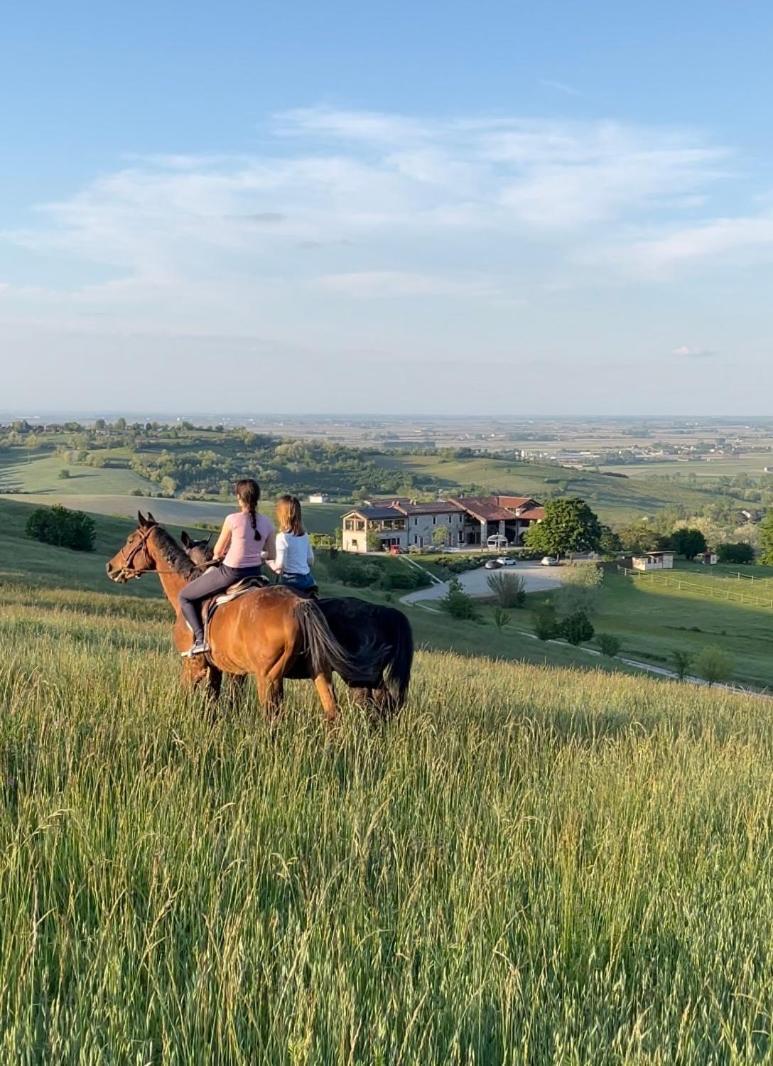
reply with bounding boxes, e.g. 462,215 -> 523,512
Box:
539,78 -> 581,97
671,345 -> 717,359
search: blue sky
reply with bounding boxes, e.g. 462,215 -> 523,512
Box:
2,1 -> 772,415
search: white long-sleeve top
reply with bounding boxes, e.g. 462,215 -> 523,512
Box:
267,531 -> 314,575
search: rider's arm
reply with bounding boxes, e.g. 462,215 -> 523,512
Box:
307,537 -> 314,566
212,517 -> 232,561
265,530 -> 284,573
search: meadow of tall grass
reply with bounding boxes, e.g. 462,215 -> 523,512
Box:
0,582 -> 770,1063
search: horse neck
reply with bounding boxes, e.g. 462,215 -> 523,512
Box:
147,534 -> 190,608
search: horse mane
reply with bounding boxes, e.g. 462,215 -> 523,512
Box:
151,526 -> 197,577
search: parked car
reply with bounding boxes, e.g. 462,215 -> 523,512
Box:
541,556 -> 559,566
496,556 -> 517,567
484,559 -> 502,570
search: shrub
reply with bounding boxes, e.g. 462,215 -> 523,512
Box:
560,611 -> 595,646
25,505 -> 96,552
492,608 -> 510,631
716,542 -> 755,564
441,578 -> 478,620
671,650 -> 693,680
597,633 -> 622,657
669,527 -> 707,560
533,603 -> 560,641
556,563 -> 603,619
58,468 -> 70,479
486,571 -> 526,608
694,646 -> 735,687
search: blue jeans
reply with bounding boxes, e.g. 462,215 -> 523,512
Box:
279,571 -> 316,592
179,563 -> 263,642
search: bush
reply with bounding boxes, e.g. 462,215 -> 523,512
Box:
25,505 -> 96,552
597,633 -> 622,657
533,603 -> 560,641
694,646 -> 735,687
486,571 -> 526,608
327,557 -> 380,588
556,563 -> 603,619
560,611 -> 595,646
492,608 -> 510,631
58,468 -> 70,479
441,578 -> 478,620
716,542 -> 755,564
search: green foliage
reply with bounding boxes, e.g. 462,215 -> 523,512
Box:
716,542 -> 755,564
693,645 -> 735,687
432,525 -> 449,548
617,522 -> 670,554
669,527 -> 708,559
758,511 -> 773,564
597,633 -> 622,657
524,497 -> 602,558
671,650 -> 693,680
433,553 -> 491,575
598,525 -> 623,557
486,571 -> 526,608
556,563 -> 604,619
58,468 -> 70,480
25,505 -> 96,552
560,610 -> 595,646
533,603 -> 560,641
492,607 -> 510,631
441,577 -> 479,620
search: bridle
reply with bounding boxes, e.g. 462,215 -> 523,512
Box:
112,525 -> 215,580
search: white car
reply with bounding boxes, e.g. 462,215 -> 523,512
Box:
541,556 -> 559,566
496,556 -> 517,567
483,559 -> 502,570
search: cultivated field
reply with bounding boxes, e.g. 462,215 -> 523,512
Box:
0,578 -> 770,1063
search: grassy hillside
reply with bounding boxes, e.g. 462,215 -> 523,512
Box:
0,571 -> 770,1060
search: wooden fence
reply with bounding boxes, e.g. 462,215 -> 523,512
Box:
617,566 -> 773,609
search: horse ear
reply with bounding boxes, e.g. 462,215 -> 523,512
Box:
146,512 -> 157,525
137,510 -> 147,527
181,531 -> 191,547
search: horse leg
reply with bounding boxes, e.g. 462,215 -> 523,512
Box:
314,673 -> 338,726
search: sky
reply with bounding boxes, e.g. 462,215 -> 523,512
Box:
1,1 -> 773,416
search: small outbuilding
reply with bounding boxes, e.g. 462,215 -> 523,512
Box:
631,550 -> 675,572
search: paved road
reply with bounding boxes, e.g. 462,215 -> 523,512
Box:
401,562 -> 564,604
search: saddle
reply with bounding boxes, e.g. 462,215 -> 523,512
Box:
203,575 -> 269,635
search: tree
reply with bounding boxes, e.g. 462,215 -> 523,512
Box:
597,633 -> 621,657
560,611 -> 595,646
432,525 -> 449,548
524,497 -> 602,558
759,511 -> 773,565
694,645 -> 735,687
716,542 -> 755,564
58,468 -> 70,480
556,563 -> 603,619
617,522 -> 669,555
366,530 -> 383,552
598,525 -> 622,558
669,527 -> 707,559
486,571 -> 526,608
671,650 -> 692,680
492,608 -> 510,631
441,577 -> 478,620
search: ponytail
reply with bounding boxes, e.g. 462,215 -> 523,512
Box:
235,478 -> 262,543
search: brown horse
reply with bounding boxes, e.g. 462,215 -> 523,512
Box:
106,512 -> 377,722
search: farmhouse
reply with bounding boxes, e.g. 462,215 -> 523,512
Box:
631,550 -> 675,572
341,495 -> 545,553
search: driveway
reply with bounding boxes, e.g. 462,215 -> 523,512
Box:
401,562 -> 564,605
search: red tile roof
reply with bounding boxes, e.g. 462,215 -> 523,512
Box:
516,506 -> 545,521
449,496 -> 516,522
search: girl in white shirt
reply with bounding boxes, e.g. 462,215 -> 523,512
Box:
268,495 -> 316,593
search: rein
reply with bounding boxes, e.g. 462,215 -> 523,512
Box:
114,525 -> 217,579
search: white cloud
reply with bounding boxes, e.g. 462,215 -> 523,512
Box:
672,345 -> 717,359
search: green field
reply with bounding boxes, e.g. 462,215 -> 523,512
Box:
0,448 -> 156,495
1,553 -> 771,1060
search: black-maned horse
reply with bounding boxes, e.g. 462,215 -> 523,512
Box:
181,532 -> 413,716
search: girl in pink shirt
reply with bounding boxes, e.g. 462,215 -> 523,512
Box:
179,478 -> 276,656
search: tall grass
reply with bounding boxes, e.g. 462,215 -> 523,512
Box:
0,584 -> 770,1063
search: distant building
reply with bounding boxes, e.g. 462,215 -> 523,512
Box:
308,493 -> 330,504
341,495 -> 544,553
631,551 -> 675,572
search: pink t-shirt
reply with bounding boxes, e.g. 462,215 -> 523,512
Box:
223,511 -> 274,568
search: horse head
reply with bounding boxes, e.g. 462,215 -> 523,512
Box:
106,511 -> 159,583
180,530 -> 213,567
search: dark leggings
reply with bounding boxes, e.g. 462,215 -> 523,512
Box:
178,564 -> 263,642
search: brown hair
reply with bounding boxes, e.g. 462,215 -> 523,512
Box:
275,494 -> 305,536
235,478 -> 261,542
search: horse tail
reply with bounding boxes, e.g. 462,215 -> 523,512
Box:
295,599 -> 376,680
382,609 -> 414,711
